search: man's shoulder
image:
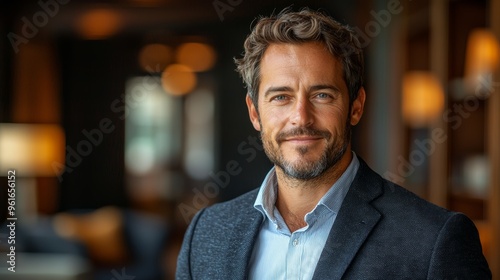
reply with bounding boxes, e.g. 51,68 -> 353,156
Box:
187,188 -> 262,243
193,188 -> 261,227
355,158 -> 455,224
206,188 -> 260,214
380,179 -> 452,215
372,173 -> 467,234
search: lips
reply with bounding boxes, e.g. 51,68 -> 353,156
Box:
284,136 -> 323,142
276,127 -> 330,143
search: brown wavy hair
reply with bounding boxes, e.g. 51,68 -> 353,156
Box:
235,8 -> 364,109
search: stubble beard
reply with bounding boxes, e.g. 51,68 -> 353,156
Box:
261,120 -> 351,181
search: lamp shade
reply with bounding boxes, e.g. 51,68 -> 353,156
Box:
0,124 -> 65,176
402,72 -> 445,128
465,29 -> 500,79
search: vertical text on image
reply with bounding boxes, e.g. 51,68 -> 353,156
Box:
6,170 -> 17,273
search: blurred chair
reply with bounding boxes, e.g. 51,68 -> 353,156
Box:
9,206 -> 169,280
0,253 -> 91,280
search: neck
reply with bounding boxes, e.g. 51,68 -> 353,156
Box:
275,151 -> 352,232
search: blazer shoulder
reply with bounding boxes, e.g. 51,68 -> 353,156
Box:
427,212 -> 492,279
178,188 -> 264,279
355,158 -> 454,225
377,176 -> 456,228
192,188 -> 261,230
205,188 -> 260,215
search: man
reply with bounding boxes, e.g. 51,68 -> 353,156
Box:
177,8 -> 491,280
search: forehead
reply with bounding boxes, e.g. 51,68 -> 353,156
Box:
259,42 -> 344,87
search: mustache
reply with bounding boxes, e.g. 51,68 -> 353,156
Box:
276,127 -> 331,142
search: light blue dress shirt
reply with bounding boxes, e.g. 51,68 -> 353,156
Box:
249,153 -> 360,280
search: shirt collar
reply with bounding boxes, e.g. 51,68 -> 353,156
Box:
254,152 -> 360,223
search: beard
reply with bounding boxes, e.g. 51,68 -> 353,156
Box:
261,120 -> 351,181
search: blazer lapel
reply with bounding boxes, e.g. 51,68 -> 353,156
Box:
223,197 -> 263,280
312,160 -> 383,280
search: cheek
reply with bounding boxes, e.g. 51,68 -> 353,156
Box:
259,113 -> 284,141
260,109 -> 282,127
320,109 -> 348,134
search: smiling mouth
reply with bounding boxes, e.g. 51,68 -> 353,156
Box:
276,127 -> 331,144
284,136 -> 323,142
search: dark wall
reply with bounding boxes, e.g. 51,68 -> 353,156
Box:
212,19 -> 272,201
57,37 -> 135,210
0,2 -> 19,123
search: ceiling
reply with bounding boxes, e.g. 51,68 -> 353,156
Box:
1,0 -> 359,37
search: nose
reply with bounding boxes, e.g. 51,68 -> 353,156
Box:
290,99 -> 314,127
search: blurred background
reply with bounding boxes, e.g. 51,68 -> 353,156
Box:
0,0 -> 499,279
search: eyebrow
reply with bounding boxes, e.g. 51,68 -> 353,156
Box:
263,84 -> 341,98
309,84 -> 341,93
264,86 -> 292,97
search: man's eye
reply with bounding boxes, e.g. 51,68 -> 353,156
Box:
271,95 -> 287,101
316,93 -> 332,99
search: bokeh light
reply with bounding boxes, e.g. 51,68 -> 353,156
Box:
161,64 -> 197,95
402,71 -> 445,128
175,42 -> 216,72
138,43 -> 173,72
76,9 -> 122,40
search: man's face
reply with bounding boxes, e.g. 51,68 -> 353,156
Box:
246,42 -> 365,180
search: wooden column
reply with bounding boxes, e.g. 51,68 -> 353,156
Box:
428,0 -> 449,208
488,0 -> 500,277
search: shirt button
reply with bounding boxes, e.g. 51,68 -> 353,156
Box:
293,238 -> 299,246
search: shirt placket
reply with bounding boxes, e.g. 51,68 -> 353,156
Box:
286,231 -> 303,280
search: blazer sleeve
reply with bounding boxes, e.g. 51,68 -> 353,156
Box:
427,213 -> 492,279
176,208 -> 206,280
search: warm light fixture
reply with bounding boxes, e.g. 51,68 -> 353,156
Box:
465,28 -> 500,91
402,71 -> 445,128
176,43 -> 216,72
76,8 -> 122,40
0,123 -> 65,176
138,43 -> 173,72
161,64 -> 197,95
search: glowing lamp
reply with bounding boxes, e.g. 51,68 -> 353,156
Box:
402,72 -> 445,128
138,44 -> 173,72
464,29 -> 500,95
0,123 -> 65,176
465,29 -> 500,80
76,9 -> 121,40
176,43 -> 216,72
161,64 -> 197,96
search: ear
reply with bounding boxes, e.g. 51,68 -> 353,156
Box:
246,94 -> 261,131
350,87 -> 365,126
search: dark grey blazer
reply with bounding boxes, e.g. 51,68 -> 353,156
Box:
176,158 -> 491,279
